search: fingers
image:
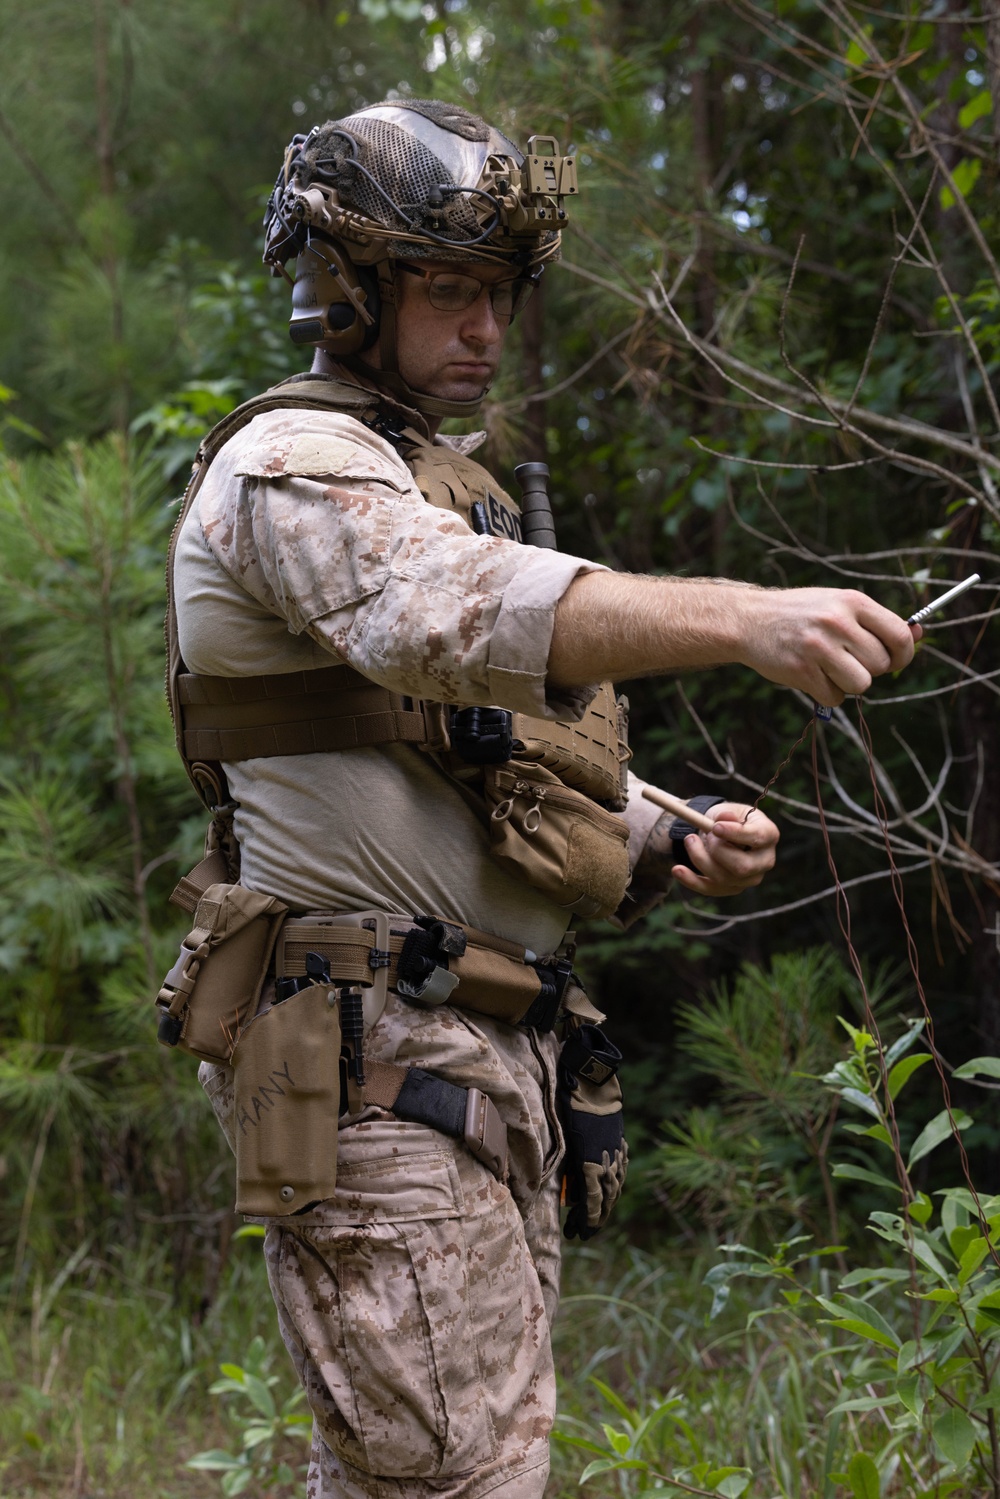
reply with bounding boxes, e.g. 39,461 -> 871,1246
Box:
671,807 -> 779,896
707,804 -> 780,848
855,595 -> 918,672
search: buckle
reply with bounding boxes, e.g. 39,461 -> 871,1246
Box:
464,1088 -> 508,1181
158,934 -> 211,1006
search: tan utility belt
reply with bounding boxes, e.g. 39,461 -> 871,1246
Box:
154,878 -> 580,1215
156,870 -> 597,1070
274,909 -> 551,1029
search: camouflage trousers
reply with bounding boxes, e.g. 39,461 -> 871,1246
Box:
262,1117 -> 562,1499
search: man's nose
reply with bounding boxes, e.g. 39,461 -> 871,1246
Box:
459,287 -> 504,346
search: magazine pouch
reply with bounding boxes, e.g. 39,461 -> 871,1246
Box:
155,883 -> 288,1065
231,985 -> 341,1216
484,760 -> 631,920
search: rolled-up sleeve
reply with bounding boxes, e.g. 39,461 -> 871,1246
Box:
199,410 -> 603,720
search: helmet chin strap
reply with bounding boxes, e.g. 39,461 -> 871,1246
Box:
343,260 -> 489,423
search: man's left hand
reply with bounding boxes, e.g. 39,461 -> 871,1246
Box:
638,802 -> 780,898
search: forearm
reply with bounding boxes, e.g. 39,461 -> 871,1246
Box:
548,571 -> 759,686
548,568 -> 918,705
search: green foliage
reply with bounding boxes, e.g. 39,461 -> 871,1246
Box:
652,948 -> 902,1243
558,1003 -> 1000,1496
0,1233 -> 281,1497
188,1335 -> 311,1496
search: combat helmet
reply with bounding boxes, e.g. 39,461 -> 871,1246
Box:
262,98 -> 578,418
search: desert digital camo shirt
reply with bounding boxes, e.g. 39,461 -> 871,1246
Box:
175,405 -> 663,949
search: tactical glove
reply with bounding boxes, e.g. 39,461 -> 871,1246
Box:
557,1023 -> 628,1240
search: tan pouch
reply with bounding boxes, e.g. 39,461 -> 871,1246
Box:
156,883 -> 288,1065
512,683 -> 631,810
485,761 -> 631,920
231,985 -> 341,1216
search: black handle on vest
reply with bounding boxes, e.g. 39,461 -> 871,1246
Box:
514,462 -> 558,550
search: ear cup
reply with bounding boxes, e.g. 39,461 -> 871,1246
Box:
288,245 -> 381,354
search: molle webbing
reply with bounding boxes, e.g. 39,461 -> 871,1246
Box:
177,663 -> 425,763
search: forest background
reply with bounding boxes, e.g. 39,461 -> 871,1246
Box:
3,0 -> 1000,1495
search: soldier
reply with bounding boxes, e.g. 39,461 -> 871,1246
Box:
159,101 -> 916,1497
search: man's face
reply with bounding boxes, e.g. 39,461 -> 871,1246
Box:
379,259 -> 515,403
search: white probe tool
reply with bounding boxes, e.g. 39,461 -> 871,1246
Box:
641,785 -> 718,833
907,573 -> 980,626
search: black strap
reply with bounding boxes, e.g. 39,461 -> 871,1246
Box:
394,1068 -> 470,1139
669,795 -> 726,868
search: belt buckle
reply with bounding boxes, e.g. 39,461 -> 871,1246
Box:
464,1087 -> 508,1182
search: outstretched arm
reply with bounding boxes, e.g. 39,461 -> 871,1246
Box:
548,571 -> 919,706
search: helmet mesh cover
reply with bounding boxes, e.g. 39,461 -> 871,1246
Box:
295,105 -> 513,255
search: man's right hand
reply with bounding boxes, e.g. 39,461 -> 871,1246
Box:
734,586 -> 920,706
548,571 -> 920,699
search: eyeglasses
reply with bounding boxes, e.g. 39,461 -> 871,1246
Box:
396,262 -> 535,318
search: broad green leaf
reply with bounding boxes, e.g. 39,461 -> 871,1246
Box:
888,1053 -> 932,1099
222,1471 -> 253,1497
600,1424 -> 630,1456
716,1473 -> 752,1497
579,1456 -> 645,1481
847,1450 -> 881,1499
897,1373 -> 924,1418
833,1163 -> 901,1192
187,1452 -> 244,1472
837,1294 -> 901,1346
241,1372 -> 277,1420
908,1109 -> 972,1171
910,1233 -> 953,1283
218,1364 -> 246,1382
885,1022 -> 925,1067
932,1407 -> 977,1468
830,1394 -> 901,1414
959,1237 -> 990,1285
841,1268 -> 912,1289
898,1340 -> 922,1374
840,1086 -> 881,1119
908,1192 -> 933,1226
242,1424 -> 278,1449
843,1123 -> 893,1147
940,157 -> 982,210
953,1056 -> 1000,1081
958,91 -> 993,129
580,1457 -> 624,1482
867,1126 -> 893,1148
827,1318 -> 900,1351
949,1224 -> 981,1260
233,1224 -> 266,1240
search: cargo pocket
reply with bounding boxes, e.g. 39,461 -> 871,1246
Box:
338,1217 -> 497,1478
